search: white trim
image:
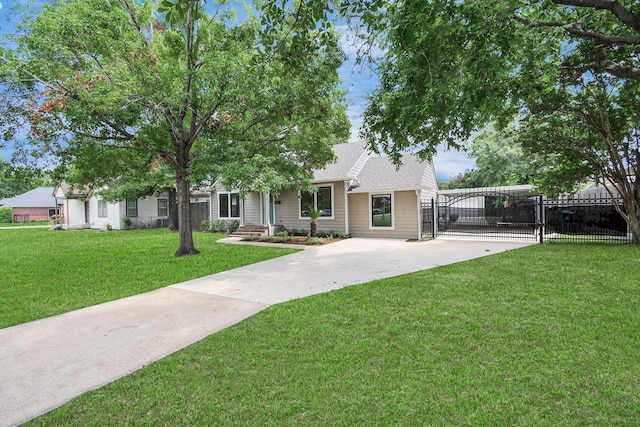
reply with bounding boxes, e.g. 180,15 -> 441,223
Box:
218,191 -> 241,220
298,183 -> 335,220
369,192 -> 395,230
344,180 -> 350,235
415,189 -> 421,240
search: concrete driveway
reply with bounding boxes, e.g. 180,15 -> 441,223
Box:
0,237 -> 532,426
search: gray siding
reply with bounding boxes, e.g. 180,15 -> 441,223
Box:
273,182 -> 347,233
243,192 -> 262,225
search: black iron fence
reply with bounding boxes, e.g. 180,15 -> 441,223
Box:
543,195 -> 630,243
422,189 -> 634,243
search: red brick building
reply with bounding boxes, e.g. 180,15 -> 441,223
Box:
0,187 -> 61,222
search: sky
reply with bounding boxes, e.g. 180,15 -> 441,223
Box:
0,0 -> 477,181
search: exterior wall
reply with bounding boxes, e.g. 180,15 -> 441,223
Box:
243,191 -> 262,225
64,199 -> 88,229
117,195 -> 169,229
348,190 -> 419,239
272,182 -> 347,233
11,207 -> 54,222
88,197 -> 121,230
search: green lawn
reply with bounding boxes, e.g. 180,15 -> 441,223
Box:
0,228 -> 297,328
28,244 -> 640,426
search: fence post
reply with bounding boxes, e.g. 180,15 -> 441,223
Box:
431,198 -> 436,239
538,194 -> 544,244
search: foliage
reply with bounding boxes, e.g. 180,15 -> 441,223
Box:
307,206 -> 324,237
350,0 -> 640,240
0,228 -> 297,328
210,219 -> 239,232
0,0 -> 350,256
199,220 -> 210,232
0,206 -> 12,223
30,244 -> 640,425
444,124 -> 538,189
0,158 -> 52,199
122,216 -> 132,230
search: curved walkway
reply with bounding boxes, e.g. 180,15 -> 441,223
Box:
0,237 -> 532,426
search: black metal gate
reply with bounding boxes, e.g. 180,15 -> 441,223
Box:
422,187 -> 633,243
422,189 -> 541,242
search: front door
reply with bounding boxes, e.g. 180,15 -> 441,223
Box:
269,195 -> 275,225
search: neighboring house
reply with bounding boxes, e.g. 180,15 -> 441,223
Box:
210,140 -> 438,240
53,183 -> 170,230
0,187 -> 61,222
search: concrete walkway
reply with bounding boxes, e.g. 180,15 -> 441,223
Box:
0,237 -> 532,426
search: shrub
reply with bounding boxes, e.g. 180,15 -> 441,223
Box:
449,213 -> 459,223
307,237 -> 325,245
242,234 -> 261,241
211,220 -> 239,232
273,231 -> 291,243
0,207 -> 13,224
200,219 -> 211,232
122,216 -> 132,230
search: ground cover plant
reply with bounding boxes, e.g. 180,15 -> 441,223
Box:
0,228 -> 297,328
30,244 -> 640,425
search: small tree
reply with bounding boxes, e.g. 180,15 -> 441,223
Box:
0,206 -> 13,224
307,206 -> 324,237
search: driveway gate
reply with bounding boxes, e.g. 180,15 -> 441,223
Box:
422,188 -> 542,242
422,187 -> 633,243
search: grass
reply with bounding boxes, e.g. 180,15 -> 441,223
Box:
0,228 -> 297,328
29,244 -> 640,426
0,221 -> 50,227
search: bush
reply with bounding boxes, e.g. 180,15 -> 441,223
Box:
242,234 -> 261,241
122,216 -> 132,230
211,220 -> 240,233
200,219 -> 211,232
449,213 -> 459,223
0,207 -> 13,224
307,237 -> 325,245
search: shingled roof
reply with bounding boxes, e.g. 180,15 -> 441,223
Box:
312,141 -> 437,193
0,187 -> 57,208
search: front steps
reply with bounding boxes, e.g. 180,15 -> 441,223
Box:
229,225 -> 268,238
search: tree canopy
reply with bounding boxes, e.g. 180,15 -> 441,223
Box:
351,0 -> 640,240
0,0 -> 350,255
0,158 -> 51,199
444,124 -> 537,189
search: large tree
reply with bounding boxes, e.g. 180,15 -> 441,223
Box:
0,0 -> 349,255
350,0 -> 640,241
0,158 -> 51,199
445,124 -> 538,189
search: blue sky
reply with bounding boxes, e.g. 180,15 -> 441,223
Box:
0,0 -> 476,181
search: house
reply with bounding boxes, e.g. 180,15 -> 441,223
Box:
209,140 -> 438,240
0,187 -> 61,222
53,183 -> 170,230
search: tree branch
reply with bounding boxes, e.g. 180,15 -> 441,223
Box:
553,0 -> 640,33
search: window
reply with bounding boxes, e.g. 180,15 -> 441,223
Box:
299,184 -> 333,218
158,199 -> 168,217
125,199 -> 137,217
371,193 -> 393,228
98,199 -> 108,218
219,192 -> 240,219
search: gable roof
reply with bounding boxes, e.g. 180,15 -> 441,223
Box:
312,140 -> 437,192
351,154 -> 437,192
0,187 -> 57,208
54,182 -> 89,199
313,140 -> 371,182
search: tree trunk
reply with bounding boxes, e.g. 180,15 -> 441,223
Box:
174,168 -> 200,256
310,219 -> 317,237
167,187 -> 178,231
